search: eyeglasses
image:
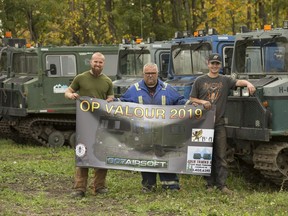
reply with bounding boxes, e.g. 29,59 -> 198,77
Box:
144,72 -> 157,76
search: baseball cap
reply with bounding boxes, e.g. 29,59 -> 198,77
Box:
208,53 -> 222,63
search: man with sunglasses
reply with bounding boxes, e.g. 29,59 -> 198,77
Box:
117,62 -> 188,192
189,53 -> 255,194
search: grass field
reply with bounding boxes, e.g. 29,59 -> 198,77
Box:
0,138 -> 288,216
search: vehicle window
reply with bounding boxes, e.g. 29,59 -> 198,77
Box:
223,46 -> 234,74
46,55 -> 76,77
99,117 -> 131,132
172,43 -> 211,75
170,124 -> 185,134
13,53 -> 38,74
119,50 -> 150,76
245,47 -> 262,73
264,46 -> 285,72
191,49 -> 210,74
172,47 -> 191,75
0,51 -> 7,73
159,52 -> 169,78
235,38 -> 288,74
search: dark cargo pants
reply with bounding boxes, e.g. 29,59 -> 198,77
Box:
141,172 -> 180,190
74,167 -> 107,193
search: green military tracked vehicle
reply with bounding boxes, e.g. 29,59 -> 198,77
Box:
224,21 -> 288,187
0,37 -> 118,147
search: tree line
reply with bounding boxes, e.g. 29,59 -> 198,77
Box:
0,0 -> 288,46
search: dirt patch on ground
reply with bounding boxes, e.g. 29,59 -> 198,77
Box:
1,169 -> 137,216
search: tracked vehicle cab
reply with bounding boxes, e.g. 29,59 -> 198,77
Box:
166,29 -> 235,99
113,38 -> 171,97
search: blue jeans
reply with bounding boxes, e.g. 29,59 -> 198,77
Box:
141,172 -> 180,190
205,119 -> 228,189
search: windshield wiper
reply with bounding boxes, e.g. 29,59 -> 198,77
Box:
193,40 -> 204,51
173,42 -> 183,59
137,47 -> 145,59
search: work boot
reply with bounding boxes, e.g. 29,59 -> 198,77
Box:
95,187 -> 109,194
141,185 -> 156,193
70,190 -> 85,198
162,184 -> 180,191
206,185 -> 214,193
220,186 -> 233,195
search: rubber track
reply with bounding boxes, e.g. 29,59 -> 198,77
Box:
253,142 -> 288,187
1,117 -> 75,146
0,119 -> 13,138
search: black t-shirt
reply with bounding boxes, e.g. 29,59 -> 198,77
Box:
190,74 -> 237,123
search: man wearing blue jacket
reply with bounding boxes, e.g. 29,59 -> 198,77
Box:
117,62 -> 188,192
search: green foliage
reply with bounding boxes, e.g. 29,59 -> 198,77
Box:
1,0 -> 288,45
1,139 -> 288,215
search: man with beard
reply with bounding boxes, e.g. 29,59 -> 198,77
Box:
65,52 -> 114,198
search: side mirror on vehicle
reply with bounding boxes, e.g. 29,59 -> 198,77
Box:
45,64 -> 57,76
